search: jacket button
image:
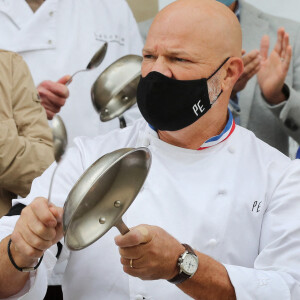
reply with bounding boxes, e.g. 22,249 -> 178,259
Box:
208,239 -> 217,246
284,118 -> 298,131
218,189 -> 227,195
228,146 -> 235,154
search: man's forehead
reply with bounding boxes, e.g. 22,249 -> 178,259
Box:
144,29 -> 214,60
147,0 -> 241,58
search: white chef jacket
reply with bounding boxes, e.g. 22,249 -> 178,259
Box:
0,0 -> 143,143
1,118 -> 300,299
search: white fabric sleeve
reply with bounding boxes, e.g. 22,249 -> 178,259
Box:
0,215 -> 52,299
224,160 -> 300,300
0,141 -> 84,298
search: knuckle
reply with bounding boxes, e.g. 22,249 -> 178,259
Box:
131,233 -> 140,244
36,239 -> 52,251
120,257 -> 125,265
48,228 -> 57,240
33,238 -> 44,250
118,247 -> 122,254
47,111 -> 54,119
34,224 -> 46,237
52,105 -> 61,113
31,198 -> 43,209
64,88 -> 70,98
20,205 -> 31,217
43,80 -> 53,88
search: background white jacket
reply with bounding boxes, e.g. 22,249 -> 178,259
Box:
0,0 -> 143,143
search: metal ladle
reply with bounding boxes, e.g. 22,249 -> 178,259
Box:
66,42 -> 108,86
48,115 -> 68,202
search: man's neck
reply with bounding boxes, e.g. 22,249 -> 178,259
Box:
157,107 -> 229,150
25,0 -> 44,12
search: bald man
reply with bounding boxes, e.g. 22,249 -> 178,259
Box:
0,0 -> 300,299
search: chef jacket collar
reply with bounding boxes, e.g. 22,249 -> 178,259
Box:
148,109 -> 236,150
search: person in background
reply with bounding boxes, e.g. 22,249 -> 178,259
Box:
0,0 -> 143,144
296,146 -> 300,158
0,50 -> 54,217
218,0 -> 300,156
0,1 -> 300,299
0,2 -> 143,298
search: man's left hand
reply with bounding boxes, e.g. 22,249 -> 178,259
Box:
257,27 -> 292,104
115,225 -> 185,280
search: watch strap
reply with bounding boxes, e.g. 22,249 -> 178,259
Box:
168,244 -> 197,285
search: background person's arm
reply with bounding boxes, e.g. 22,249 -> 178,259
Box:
258,26 -> 300,143
0,53 -> 54,198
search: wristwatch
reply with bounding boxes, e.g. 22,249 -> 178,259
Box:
168,243 -> 199,285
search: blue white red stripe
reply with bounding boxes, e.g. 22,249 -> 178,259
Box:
197,109 -> 235,150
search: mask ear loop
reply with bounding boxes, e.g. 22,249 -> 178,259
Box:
207,57 -> 231,80
207,57 -> 230,105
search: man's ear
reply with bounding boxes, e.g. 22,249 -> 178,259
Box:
221,57 -> 244,91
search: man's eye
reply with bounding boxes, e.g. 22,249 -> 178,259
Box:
143,54 -> 155,59
174,57 -> 187,62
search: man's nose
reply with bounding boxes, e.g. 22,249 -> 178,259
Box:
151,57 -> 172,78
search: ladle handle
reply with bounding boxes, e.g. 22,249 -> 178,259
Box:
119,115 -> 127,129
115,218 -> 130,235
48,163 -> 59,203
65,69 -> 87,86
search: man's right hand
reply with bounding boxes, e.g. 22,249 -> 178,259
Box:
10,198 -> 63,268
38,75 -> 71,120
231,49 -> 261,99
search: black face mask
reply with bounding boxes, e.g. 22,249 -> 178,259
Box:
137,57 -> 229,131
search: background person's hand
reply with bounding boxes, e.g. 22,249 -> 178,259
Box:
231,49 -> 261,99
257,27 -> 292,104
115,225 -> 185,280
10,197 -> 63,268
38,75 -> 71,120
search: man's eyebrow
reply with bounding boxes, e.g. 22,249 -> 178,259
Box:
165,50 -> 190,56
142,48 -> 154,53
142,48 -> 190,56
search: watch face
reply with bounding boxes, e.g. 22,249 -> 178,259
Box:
182,254 -> 198,276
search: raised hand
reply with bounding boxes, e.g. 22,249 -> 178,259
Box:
231,49 -> 261,98
38,75 -> 71,120
257,27 -> 292,104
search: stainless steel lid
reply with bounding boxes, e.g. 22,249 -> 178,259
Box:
91,55 -> 142,122
63,147 -> 151,250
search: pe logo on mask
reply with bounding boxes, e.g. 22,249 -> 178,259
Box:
192,100 -> 205,116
